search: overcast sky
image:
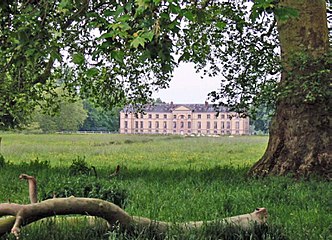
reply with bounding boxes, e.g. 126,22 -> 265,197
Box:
152,62 -> 221,104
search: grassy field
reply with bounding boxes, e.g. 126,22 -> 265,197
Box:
0,133 -> 330,239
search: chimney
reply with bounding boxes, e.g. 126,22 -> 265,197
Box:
205,101 -> 208,107
170,101 -> 174,107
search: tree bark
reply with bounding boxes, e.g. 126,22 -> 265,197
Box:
0,174 -> 268,238
0,198 -> 268,238
249,0 -> 331,179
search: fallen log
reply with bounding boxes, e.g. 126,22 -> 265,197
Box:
0,174 -> 268,239
0,198 -> 268,238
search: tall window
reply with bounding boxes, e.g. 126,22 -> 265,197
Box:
227,122 -> 231,129
135,121 -> 138,129
207,122 -> 210,129
173,122 -> 177,128
214,122 -> 217,129
124,121 -> 128,128
156,121 -> 159,128
236,122 -> 240,129
140,121 -> 144,129
163,121 -> 167,128
197,122 -> 201,129
148,121 -> 152,128
180,121 -> 184,128
188,122 -> 191,128
221,122 -> 225,129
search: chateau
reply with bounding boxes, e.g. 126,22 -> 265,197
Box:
119,102 -> 250,135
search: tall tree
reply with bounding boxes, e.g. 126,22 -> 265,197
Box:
0,0 -> 330,178
80,101 -> 120,132
249,0 -> 331,179
33,89 -> 87,132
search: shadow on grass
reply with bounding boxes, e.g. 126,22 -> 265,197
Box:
1,218 -> 288,240
1,161 -> 329,240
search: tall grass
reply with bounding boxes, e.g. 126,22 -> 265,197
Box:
0,133 -> 330,239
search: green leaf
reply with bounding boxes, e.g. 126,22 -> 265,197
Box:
215,21 -> 226,30
118,14 -> 131,22
130,36 -> 146,48
169,3 -> 181,14
118,22 -> 131,31
72,53 -> 85,65
58,0 -> 72,10
86,68 -> 99,77
183,10 -> 194,21
103,9 -> 115,17
111,50 -> 125,64
99,32 -> 114,40
135,0 -> 149,9
141,31 -> 154,42
50,50 -> 62,61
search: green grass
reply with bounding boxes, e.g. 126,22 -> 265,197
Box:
0,133 -> 266,168
0,133 -> 331,239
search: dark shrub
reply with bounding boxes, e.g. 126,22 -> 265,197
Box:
69,157 -> 93,176
0,154 -> 5,168
42,177 -> 129,208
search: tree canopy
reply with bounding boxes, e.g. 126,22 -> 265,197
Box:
0,0 -> 293,129
32,90 -> 87,132
1,0 -> 331,178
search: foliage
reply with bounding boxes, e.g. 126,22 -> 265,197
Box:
68,156 -> 95,176
280,52 -> 332,105
20,158 -> 51,169
80,101 -> 120,132
0,0 -> 308,129
33,88 -> 88,132
41,177 -> 129,208
249,104 -> 273,134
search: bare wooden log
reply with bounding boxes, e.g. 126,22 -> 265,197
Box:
0,197 -> 267,238
0,173 -> 268,238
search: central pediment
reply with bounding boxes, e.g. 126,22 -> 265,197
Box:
173,106 -> 191,111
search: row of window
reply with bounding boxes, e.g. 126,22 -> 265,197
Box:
124,113 -> 239,120
123,129 -> 241,135
124,121 -> 240,130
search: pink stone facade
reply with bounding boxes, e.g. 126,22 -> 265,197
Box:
120,103 -> 250,135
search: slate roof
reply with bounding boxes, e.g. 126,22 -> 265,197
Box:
122,103 -> 228,113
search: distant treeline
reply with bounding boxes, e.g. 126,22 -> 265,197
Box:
26,95 -> 120,133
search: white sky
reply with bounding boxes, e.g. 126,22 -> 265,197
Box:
152,62 -> 221,104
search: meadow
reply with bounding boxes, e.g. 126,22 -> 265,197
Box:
0,133 -> 330,239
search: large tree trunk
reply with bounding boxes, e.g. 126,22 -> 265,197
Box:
249,0 -> 331,179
